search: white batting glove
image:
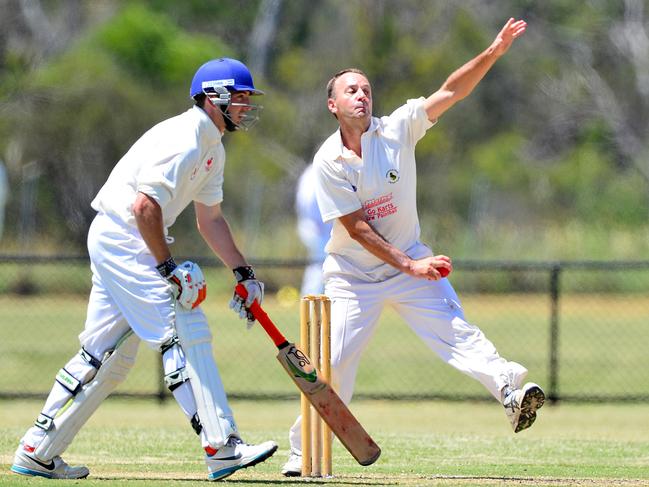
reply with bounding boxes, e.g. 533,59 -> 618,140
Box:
157,258 -> 207,310
229,266 -> 264,329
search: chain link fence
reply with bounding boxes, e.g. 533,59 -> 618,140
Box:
1,256 -> 648,403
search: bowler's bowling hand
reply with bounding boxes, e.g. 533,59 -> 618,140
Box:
408,255 -> 452,281
491,18 -> 527,57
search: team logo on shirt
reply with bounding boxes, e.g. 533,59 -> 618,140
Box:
363,193 -> 397,221
386,169 -> 400,183
190,158 -> 213,180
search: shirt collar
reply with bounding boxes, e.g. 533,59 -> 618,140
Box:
335,116 -> 381,162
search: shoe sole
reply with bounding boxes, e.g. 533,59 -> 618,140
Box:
11,465 -> 54,479
208,444 -> 278,481
514,384 -> 545,433
11,464 -> 89,480
281,469 -> 302,477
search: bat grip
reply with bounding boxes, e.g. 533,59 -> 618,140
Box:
234,284 -> 288,348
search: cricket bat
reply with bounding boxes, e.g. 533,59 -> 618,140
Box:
235,285 -> 381,466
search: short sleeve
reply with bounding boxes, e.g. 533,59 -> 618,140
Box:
136,149 -> 197,210
383,97 -> 435,148
314,157 -> 362,223
194,162 -> 224,207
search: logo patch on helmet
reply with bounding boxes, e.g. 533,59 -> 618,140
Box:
386,169 -> 400,183
202,79 -> 234,89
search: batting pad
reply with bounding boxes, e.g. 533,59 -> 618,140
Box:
175,307 -> 237,449
34,331 -> 140,460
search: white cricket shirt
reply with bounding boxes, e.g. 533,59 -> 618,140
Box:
91,106 -> 225,233
314,97 -> 435,282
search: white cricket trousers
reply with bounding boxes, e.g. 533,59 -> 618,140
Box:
80,212 -> 177,354
288,271 -> 526,451
84,214 -> 234,429
22,213 -> 238,454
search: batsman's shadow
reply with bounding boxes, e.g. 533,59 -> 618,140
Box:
94,474 -> 398,485
227,477 -> 398,486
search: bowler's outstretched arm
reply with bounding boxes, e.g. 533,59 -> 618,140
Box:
424,18 -> 527,122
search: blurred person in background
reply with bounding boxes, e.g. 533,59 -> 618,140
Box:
11,57 -> 277,482
296,163 -> 333,295
282,18 -> 545,476
0,160 -> 7,240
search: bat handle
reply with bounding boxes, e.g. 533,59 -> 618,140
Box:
234,284 -> 288,348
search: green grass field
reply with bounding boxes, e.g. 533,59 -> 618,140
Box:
2,291 -> 649,400
2,285 -> 649,485
1,399 -> 648,486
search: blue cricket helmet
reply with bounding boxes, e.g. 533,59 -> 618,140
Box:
189,58 -> 264,98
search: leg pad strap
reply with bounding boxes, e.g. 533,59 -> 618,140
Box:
34,413 -> 54,432
164,367 -> 190,392
191,413 -> 202,435
54,348 -> 103,395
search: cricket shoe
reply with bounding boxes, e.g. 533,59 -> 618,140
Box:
281,448 -> 302,477
503,382 -> 546,433
205,437 -> 277,481
11,444 -> 89,479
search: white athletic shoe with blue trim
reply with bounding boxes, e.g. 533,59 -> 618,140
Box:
11,445 -> 89,479
205,437 -> 277,481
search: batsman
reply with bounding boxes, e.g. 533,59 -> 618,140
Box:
282,18 -> 544,475
11,57 -> 278,481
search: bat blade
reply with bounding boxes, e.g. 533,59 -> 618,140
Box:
232,284 -> 380,466
277,342 -> 381,466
